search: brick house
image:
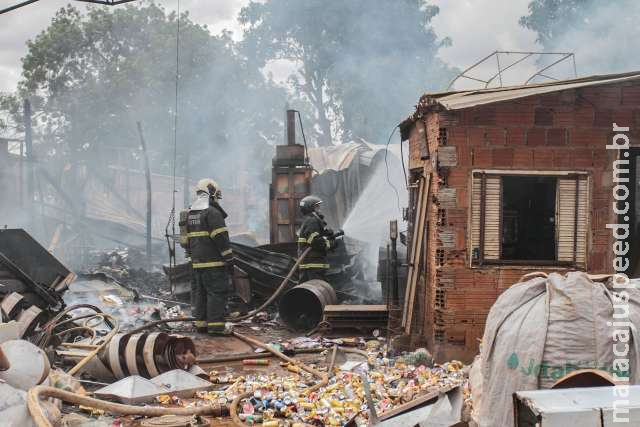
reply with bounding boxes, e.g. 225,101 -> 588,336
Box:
399,71 -> 640,363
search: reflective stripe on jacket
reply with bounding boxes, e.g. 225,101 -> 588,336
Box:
297,213 -> 330,270
186,198 -> 233,269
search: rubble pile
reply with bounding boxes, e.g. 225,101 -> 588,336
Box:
85,247 -> 170,298
5,230 -> 632,427
160,339 -> 469,426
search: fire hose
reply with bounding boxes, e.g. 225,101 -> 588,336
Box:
26,386 -> 228,427
26,332 -> 332,427
127,246 -> 313,335
229,246 -> 312,322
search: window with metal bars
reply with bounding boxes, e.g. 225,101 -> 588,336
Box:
470,170 -> 589,267
438,128 -> 448,146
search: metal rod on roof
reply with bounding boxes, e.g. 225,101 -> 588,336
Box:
524,53 -> 574,85
447,51 -> 577,91
446,51 -> 498,90
74,0 -> 138,4
462,75 -> 490,85
538,73 -> 559,81
485,54 -> 533,88
0,0 -> 40,15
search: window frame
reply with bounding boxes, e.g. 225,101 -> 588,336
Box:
468,169 -> 590,269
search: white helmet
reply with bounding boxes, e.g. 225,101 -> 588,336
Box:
195,178 -> 222,199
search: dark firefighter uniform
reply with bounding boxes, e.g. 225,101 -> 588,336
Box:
186,195 -> 233,334
297,212 -> 333,282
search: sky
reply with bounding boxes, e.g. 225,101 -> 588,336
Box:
0,0 -> 541,93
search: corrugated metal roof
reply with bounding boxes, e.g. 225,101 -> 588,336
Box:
307,140 -> 387,173
428,70 -> 640,110
399,70 -> 640,139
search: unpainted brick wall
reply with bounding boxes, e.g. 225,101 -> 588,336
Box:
406,82 -> 640,363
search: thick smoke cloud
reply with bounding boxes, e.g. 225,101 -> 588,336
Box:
538,0 -> 640,74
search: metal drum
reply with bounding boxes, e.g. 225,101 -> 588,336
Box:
279,279 -> 337,331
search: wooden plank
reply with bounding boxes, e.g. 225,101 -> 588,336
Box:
470,175 -> 481,261
324,305 -> 388,313
437,146 -> 458,167
402,176 -> 425,329
403,173 -> 432,333
483,175 -> 501,260
437,226 -> 456,249
557,176 -> 589,265
438,188 -> 457,209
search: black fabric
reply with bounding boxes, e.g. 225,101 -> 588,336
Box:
192,267 -> 231,322
299,268 -> 326,283
297,213 -> 330,265
187,202 -> 233,266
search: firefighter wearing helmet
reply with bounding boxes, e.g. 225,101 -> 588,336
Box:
185,178 -> 233,335
296,195 -> 340,283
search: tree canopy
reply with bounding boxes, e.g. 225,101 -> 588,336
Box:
239,0 -> 456,146
14,3 -> 286,188
2,0 -> 461,197
520,0 -> 640,74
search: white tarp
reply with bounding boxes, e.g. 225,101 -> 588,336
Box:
477,272 -> 640,427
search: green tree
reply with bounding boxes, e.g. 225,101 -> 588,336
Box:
519,0 -> 594,49
520,0 -> 640,74
239,0 -> 455,146
15,2 -> 285,204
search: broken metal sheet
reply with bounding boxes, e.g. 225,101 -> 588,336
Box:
164,243 -> 295,298
307,141 -> 386,173
377,386 -> 462,427
94,375 -> 169,404
377,403 -> 433,427
68,273 -> 137,300
322,304 -> 389,331
0,228 -> 75,302
150,369 -> 214,397
418,385 -> 464,427
514,386 -> 640,426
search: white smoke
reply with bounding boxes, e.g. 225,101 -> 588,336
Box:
545,1 -> 640,75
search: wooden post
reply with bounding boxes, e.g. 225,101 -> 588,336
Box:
136,122 -> 153,269
390,220 -> 399,305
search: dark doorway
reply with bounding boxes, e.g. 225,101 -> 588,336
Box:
624,148 -> 640,277
501,176 -> 557,261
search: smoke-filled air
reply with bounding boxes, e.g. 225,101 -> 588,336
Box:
1,1 -> 640,426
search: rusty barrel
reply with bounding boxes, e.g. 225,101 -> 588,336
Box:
279,279 -> 337,331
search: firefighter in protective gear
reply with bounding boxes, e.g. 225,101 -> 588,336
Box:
186,178 -> 233,335
296,195 -> 338,283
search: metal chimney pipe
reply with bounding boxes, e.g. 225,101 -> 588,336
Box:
286,109 -> 296,146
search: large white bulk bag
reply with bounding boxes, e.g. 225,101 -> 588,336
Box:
477,272 -> 640,427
